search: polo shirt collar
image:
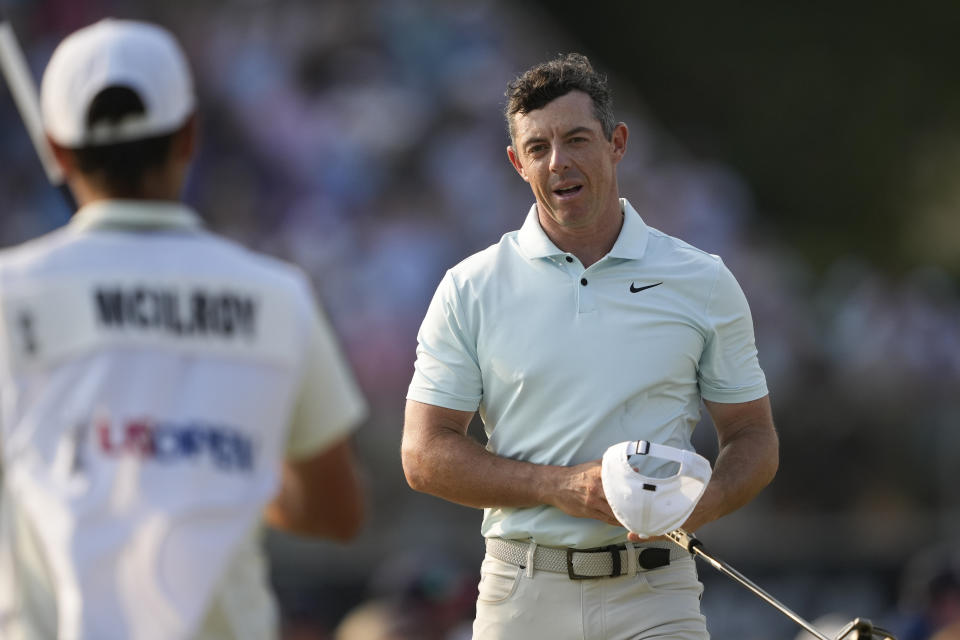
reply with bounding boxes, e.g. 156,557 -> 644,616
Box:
608,198 -> 649,260
69,199 -> 203,232
516,198 -> 650,261
517,203 -> 563,258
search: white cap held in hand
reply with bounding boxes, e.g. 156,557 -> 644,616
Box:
601,440 -> 712,538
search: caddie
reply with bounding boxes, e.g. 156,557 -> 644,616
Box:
0,19 -> 367,640
401,53 -> 779,639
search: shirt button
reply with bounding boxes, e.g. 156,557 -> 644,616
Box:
580,278 -> 588,286
565,256 -> 573,263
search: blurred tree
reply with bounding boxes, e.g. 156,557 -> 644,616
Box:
542,0 -> 960,277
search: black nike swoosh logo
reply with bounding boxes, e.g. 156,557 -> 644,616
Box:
629,282 -> 663,293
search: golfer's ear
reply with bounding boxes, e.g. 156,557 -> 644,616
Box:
611,122 -> 628,163
507,145 -> 528,182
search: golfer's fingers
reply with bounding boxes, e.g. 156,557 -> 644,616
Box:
627,532 -> 669,543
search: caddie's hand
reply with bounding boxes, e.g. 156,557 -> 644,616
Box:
547,459 -> 621,527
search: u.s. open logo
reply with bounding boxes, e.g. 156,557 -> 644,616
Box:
94,415 -> 256,472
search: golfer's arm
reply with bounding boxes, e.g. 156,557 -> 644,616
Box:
264,435 -> 365,541
686,395 -> 779,532
401,399 -> 555,508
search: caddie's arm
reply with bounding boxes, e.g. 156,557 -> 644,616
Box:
264,435 -> 365,541
264,300 -> 367,541
402,399 -> 621,526
630,395 -> 778,541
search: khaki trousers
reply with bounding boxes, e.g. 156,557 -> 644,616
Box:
472,552 -> 709,640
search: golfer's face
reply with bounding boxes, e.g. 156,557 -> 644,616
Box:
508,91 -> 626,234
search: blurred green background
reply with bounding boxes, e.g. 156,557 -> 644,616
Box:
550,0 -> 960,277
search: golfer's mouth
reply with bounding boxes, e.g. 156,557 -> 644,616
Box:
553,185 -> 582,199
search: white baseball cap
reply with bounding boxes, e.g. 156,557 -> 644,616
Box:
41,18 -> 195,147
601,440 -> 712,538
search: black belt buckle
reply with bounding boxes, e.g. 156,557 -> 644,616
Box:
638,547 -> 671,570
566,545 -> 623,580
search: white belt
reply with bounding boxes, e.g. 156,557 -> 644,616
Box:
486,537 -> 689,580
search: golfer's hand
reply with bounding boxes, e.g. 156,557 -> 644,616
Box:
627,532 -> 667,543
546,459 -> 621,527
628,510 -> 707,543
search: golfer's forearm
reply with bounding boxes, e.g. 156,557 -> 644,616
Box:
402,425 -> 557,509
693,424 -> 779,529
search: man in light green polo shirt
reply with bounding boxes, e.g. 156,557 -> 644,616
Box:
402,53 -> 778,639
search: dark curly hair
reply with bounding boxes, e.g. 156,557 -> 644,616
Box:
504,53 -> 615,144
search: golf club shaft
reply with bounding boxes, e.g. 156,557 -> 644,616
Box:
0,7 -> 75,211
667,530 -> 832,640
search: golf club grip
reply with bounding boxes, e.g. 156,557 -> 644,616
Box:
0,13 -> 75,211
666,529 -> 702,553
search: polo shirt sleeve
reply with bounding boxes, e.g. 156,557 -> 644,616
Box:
697,260 -> 769,403
406,271 -> 482,412
286,302 -> 367,460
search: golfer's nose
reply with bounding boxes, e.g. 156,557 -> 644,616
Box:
549,146 -> 570,173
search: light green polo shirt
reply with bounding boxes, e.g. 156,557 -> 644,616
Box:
407,198 -> 767,548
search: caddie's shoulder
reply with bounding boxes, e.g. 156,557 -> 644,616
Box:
194,231 -> 316,300
0,227 -> 73,279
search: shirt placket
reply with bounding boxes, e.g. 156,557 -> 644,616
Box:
559,254 -> 597,314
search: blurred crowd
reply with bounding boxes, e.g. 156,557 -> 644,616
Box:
2,0 -> 959,638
